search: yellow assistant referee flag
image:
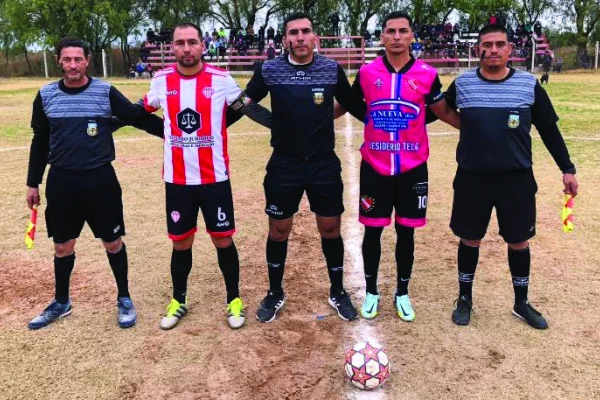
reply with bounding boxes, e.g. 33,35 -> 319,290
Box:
562,194 -> 574,233
25,205 -> 38,249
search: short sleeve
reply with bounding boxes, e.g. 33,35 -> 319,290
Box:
531,80 -> 559,129
425,74 -> 443,105
335,64 -> 367,121
444,80 -> 458,110
143,77 -> 161,112
224,74 -> 243,106
245,63 -> 269,103
352,71 -> 364,99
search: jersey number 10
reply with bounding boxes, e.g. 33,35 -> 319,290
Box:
417,195 -> 428,210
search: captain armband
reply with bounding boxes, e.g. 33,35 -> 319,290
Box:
230,92 -> 252,111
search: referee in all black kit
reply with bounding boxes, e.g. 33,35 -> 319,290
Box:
444,25 -> 579,329
245,13 -> 367,323
26,37 -> 164,330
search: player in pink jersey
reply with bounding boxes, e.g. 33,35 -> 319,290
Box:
142,23 -> 272,330
337,12 -> 459,321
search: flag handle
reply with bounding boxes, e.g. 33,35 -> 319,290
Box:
25,205 -> 38,249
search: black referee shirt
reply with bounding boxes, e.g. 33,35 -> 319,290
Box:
27,77 -> 163,187
445,68 -> 574,173
245,54 -> 366,160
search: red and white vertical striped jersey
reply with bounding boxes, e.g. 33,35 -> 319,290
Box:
143,63 -> 242,185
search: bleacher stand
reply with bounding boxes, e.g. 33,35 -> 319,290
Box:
144,19 -> 554,72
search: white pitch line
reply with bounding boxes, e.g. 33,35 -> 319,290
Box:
343,114 -> 387,400
0,145 -> 28,152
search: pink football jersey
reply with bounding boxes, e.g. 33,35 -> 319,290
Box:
359,57 -> 440,175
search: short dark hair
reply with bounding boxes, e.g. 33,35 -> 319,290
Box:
282,12 -> 314,35
55,37 -> 90,58
477,24 -> 508,44
172,22 -> 202,41
382,11 -> 413,31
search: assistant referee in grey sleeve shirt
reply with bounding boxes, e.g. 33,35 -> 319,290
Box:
443,24 -> 579,330
26,37 -> 163,330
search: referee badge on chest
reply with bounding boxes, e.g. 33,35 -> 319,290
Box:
313,92 -> 324,105
87,120 -> 98,136
508,114 -> 520,129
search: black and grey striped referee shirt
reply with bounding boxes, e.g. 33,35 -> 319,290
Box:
445,68 -> 566,173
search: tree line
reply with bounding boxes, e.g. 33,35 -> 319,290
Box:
1,0 -> 599,74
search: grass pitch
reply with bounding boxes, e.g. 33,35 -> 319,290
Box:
0,73 -> 598,399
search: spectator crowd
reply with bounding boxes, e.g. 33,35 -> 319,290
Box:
132,14 -> 592,75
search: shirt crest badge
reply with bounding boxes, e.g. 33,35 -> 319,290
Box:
508,114 -> 520,129
87,120 -> 98,136
313,92 -> 324,105
374,78 -> 383,90
407,79 -> 419,92
202,87 -> 214,99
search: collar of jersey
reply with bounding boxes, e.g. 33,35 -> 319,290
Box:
285,53 -> 316,68
175,62 -> 207,79
476,67 -> 516,83
382,55 -> 415,74
59,76 -> 93,94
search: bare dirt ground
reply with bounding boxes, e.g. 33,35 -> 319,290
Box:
0,76 -> 599,400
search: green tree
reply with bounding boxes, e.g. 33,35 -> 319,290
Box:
3,0 -> 44,74
143,0 -> 210,28
7,0 -> 111,73
275,0 -> 340,35
105,0 -> 147,75
455,0 -> 514,32
5,0 -> 155,74
412,0 -> 457,24
511,0 -> 554,25
545,27 -> 579,47
0,0 -> 14,71
208,0 -> 278,30
561,0 -> 600,62
375,0 -> 458,31
342,0 -> 387,40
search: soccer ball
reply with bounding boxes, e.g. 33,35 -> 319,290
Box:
344,341 -> 390,390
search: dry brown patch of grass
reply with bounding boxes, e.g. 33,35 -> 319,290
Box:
0,76 -> 599,399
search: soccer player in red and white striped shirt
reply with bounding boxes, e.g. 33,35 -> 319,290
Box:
143,22 -> 271,330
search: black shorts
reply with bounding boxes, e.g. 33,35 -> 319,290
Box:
264,153 -> 344,220
45,164 -> 125,244
450,168 -> 537,243
359,161 -> 428,228
165,180 -> 235,240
